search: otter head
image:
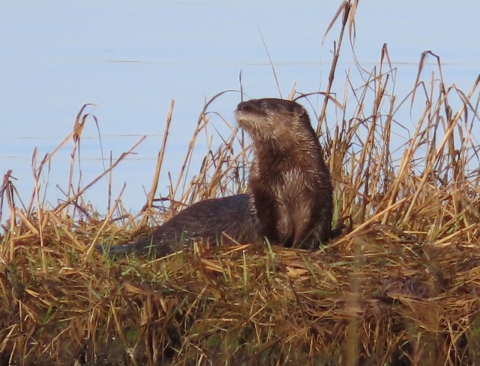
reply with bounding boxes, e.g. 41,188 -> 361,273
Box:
235,98 -> 309,144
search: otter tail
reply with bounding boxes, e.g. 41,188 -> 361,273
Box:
95,236 -> 164,258
95,242 -> 136,256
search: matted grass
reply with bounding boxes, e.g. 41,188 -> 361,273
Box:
2,1 -> 480,365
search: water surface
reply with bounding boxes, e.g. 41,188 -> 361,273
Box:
1,0 -> 479,215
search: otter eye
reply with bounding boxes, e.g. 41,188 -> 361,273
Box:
261,101 -> 269,110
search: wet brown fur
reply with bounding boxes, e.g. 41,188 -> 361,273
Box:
236,98 -> 333,248
97,194 -> 258,257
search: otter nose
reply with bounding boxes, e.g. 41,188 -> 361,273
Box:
236,101 -> 252,111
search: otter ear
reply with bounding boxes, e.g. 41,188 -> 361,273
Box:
292,105 -> 305,117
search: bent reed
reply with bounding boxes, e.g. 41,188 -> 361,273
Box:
2,5 -> 480,366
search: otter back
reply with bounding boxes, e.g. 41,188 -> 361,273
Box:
97,194 -> 258,257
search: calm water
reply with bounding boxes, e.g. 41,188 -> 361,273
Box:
1,0 -> 479,215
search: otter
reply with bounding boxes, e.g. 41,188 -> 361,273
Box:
97,98 -> 333,257
236,98 -> 333,248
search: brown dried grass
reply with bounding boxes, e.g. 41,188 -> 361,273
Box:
2,1 -> 480,365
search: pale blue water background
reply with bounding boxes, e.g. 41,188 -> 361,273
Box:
1,0 -> 479,216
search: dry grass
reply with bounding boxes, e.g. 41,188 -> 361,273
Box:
2,1 -> 480,365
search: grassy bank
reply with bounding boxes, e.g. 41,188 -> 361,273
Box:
2,2 -> 480,365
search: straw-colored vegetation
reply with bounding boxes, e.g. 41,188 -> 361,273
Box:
2,1 -> 480,365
